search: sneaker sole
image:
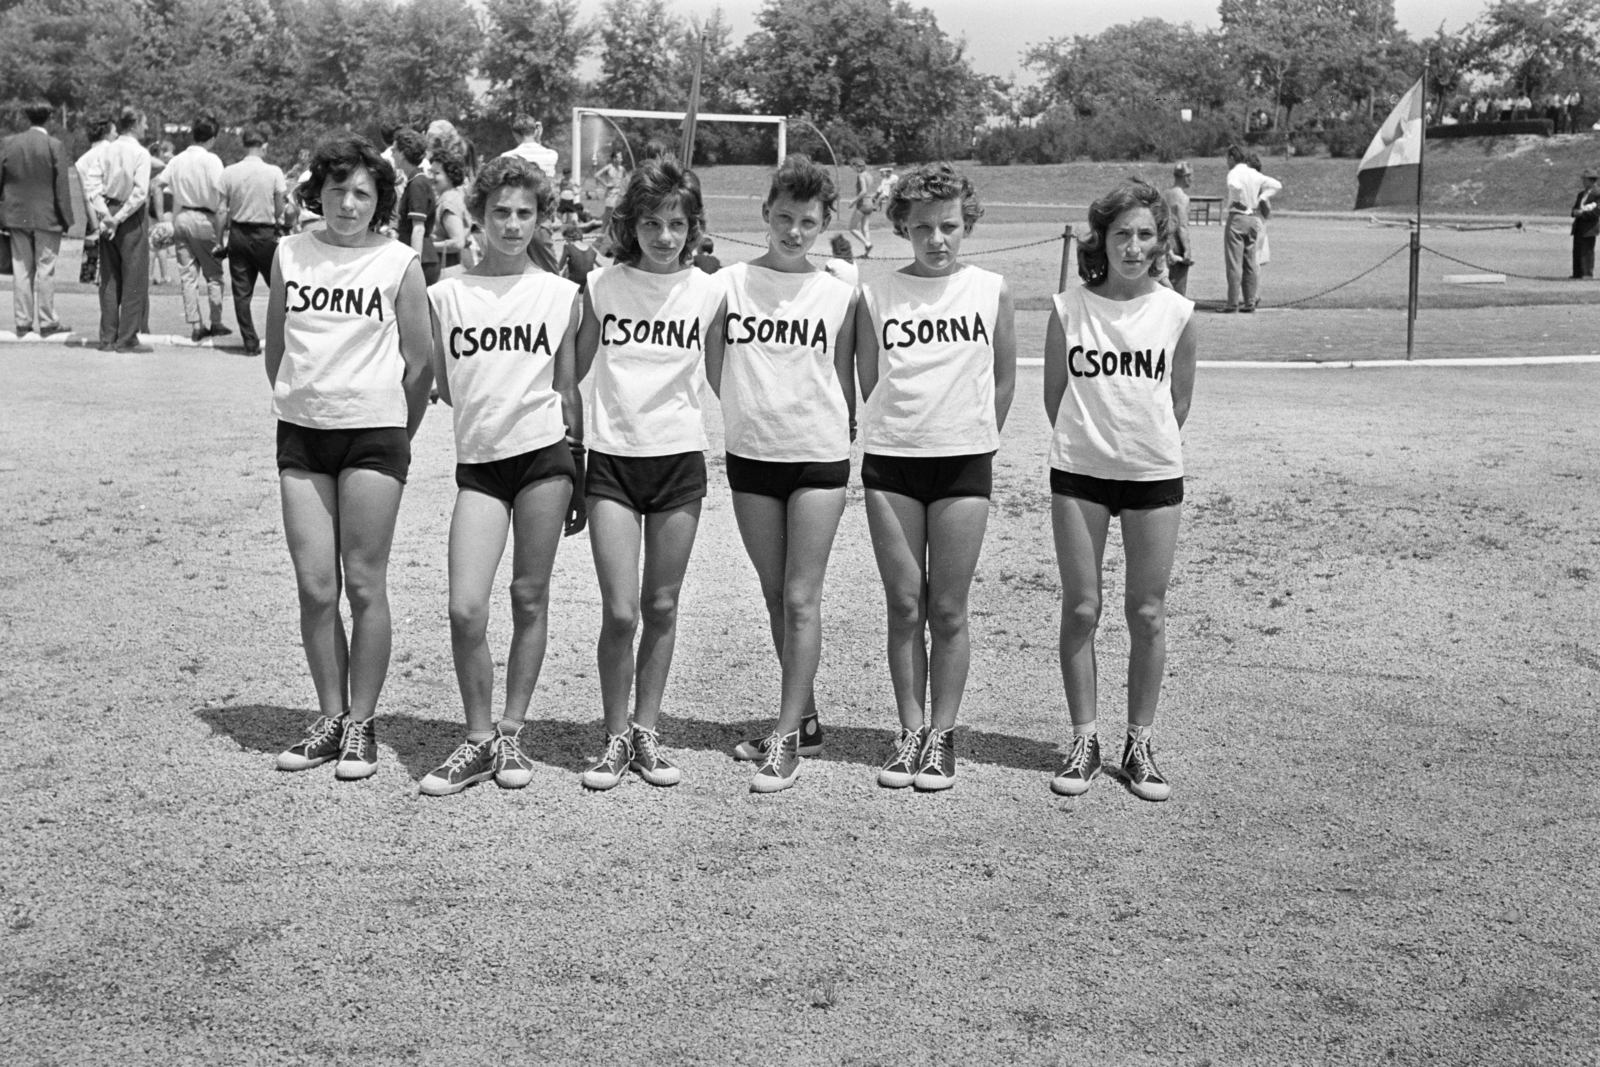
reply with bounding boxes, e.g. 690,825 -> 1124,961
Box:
580,771 -> 624,791
334,760 -> 378,781
1050,769 -> 1100,797
750,769 -> 800,794
1125,780 -> 1171,802
631,765 -> 682,787
913,772 -> 955,792
495,769 -> 534,789
419,769 -> 494,796
877,769 -> 915,789
275,753 -> 334,771
733,740 -> 823,761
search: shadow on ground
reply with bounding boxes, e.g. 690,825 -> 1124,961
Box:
198,704 -> 1066,782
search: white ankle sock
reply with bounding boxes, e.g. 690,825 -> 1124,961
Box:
1072,721 -> 1097,738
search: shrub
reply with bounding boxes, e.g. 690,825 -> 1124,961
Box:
1324,117 -> 1379,159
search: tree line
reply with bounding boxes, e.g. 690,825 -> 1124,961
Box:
1,0 -> 1596,166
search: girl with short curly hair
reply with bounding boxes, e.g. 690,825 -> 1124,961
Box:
1045,178 -> 1199,803
854,161 -> 1017,792
572,156 -> 727,791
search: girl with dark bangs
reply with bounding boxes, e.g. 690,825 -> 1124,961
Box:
1044,179 -> 1198,803
572,157 -> 728,791
270,135 -> 434,782
705,155 -> 859,793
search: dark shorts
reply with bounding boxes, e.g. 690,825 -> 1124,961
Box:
276,421 -> 410,483
861,452 -> 993,505
1050,469 -> 1184,516
585,450 -> 707,514
456,440 -> 576,504
726,453 -> 850,500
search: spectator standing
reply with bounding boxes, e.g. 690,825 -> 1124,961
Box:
148,141 -> 177,285
218,124 -> 287,355
1570,168 -> 1598,279
82,106 -> 153,352
692,236 -> 721,274
75,114 -> 115,284
593,149 -> 627,244
501,116 -> 558,176
1161,161 -> 1193,295
1221,144 -> 1281,313
557,222 -> 596,290
157,115 -> 230,342
845,157 -> 875,257
0,101 -> 76,337
393,128 -> 440,285
557,168 -> 580,225
429,147 -> 470,275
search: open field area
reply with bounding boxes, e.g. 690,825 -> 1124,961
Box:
3,340 -> 1599,1065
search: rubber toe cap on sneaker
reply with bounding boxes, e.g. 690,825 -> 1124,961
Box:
334,759 -> 378,781
633,765 -> 682,787
913,771 -> 955,792
750,768 -> 799,794
495,768 -> 533,789
732,739 -> 764,761
877,768 -> 915,789
1050,774 -> 1092,797
275,751 -> 331,772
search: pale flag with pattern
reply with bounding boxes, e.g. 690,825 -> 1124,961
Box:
1355,79 -> 1424,209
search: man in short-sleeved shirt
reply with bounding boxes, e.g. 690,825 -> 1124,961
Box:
1162,162 -> 1194,296
157,114 -> 228,340
219,125 -> 287,354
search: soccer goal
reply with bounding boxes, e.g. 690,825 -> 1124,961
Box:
570,107 -> 788,189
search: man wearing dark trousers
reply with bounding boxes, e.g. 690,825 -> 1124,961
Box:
1571,168 -> 1598,279
81,106 -> 152,352
0,101 -> 76,337
218,125 -> 287,356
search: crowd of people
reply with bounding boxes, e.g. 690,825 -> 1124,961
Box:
1444,91 -> 1588,131
250,134 -> 1197,803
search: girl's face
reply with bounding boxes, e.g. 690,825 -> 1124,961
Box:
480,184 -> 541,258
321,166 -> 379,236
1105,205 -> 1162,283
428,159 -> 451,193
763,194 -> 826,262
904,198 -> 966,274
634,199 -> 690,273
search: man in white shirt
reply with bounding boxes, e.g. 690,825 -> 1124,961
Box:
81,106 -> 153,351
218,125 -> 287,355
1221,144 -> 1282,313
501,115 -> 558,175
73,114 -> 115,284
156,114 -> 229,342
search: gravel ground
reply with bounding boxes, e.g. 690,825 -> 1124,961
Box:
2,345 -> 1599,1065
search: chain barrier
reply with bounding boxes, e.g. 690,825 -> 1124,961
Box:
1265,243 -> 1410,308
1418,244 -> 1568,282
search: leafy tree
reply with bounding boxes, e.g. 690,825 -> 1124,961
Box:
595,0 -> 683,112
1026,19 -> 1231,118
1466,0 -> 1600,96
360,0 -> 483,125
480,0 -> 591,130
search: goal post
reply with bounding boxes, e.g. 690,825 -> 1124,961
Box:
571,107 -> 787,188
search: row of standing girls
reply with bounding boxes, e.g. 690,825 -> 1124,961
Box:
266,136 -> 1198,802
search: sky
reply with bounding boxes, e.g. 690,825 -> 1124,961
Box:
575,0 -> 1488,82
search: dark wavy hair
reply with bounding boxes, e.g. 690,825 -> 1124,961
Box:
607,157 -> 706,267
765,154 -> 837,222
1077,179 -> 1173,286
431,145 -> 467,190
393,128 -> 427,166
885,162 -> 983,238
297,135 -> 398,232
465,154 -> 554,221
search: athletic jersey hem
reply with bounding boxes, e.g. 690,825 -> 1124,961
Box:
1050,461 -> 1185,481
456,427 -> 566,467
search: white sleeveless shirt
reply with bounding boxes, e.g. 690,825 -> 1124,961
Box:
273,232 -> 418,429
586,264 -> 724,457
1049,284 -> 1194,480
429,271 -> 579,464
860,265 -> 1003,457
720,262 -> 855,463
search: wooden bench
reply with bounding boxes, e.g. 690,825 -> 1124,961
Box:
1188,196 -> 1223,225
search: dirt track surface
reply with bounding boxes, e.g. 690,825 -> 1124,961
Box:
3,348 -> 1599,1065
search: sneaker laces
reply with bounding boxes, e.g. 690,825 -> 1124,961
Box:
1126,736 -> 1160,779
632,725 -> 667,767
892,727 -> 924,767
302,715 -> 341,747
757,731 -> 791,773
493,731 -> 526,765
597,732 -> 631,768
920,728 -> 951,771
1062,734 -> 1093,776
438,740 -> 483,775
340,719 -> 370,757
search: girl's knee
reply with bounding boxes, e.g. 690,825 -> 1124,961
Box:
927,596 -> 968,640
1126,596 -> 1167,640
1062,594 -> 1102,635
640,591 -> 680,631
883,588 -> 925,629
448,597 -> 490,642
508,575 -> 551,624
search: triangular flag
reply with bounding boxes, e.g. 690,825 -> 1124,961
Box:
1355,79 -> 1423,210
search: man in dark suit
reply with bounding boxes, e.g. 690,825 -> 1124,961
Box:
1571,168 -> 1599,279
0,101 -> 76,336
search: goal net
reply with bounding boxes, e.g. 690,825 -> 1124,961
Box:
572,107 -> 787,212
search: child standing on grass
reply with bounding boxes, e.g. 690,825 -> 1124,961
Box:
855,162 -> 1016,792
573,157 -> 727,791
1044,180 -> 1198,802
705,155 -> 858,794
416,156 -> 587,797
270,136 -> 433,781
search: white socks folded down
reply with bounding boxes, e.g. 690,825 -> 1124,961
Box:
1071,721 -> 1153,743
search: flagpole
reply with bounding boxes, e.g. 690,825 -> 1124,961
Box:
1407,57 -> 1429,360
681,33 -> 706,170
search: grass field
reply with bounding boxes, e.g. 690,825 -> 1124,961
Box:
3,339 -> 1599,1064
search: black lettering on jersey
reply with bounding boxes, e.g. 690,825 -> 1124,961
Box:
329,288 -> 344,314
601,312 -> 701,349
1067,345 -> 1167,381
448,322 -> 554,359
284,279 -> 385,321
725,312 -> 828,350
883,313 -> 990,351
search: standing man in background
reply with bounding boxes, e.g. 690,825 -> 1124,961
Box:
74,113 -> 115,284
157,114 -> 229,343
1162,161 -> 1193,296
1221,144 -> 1281,313
82,106 -> 152,352
218,125 -> 287,355
0,101 -> 76,337
1571,167 -> 1598,279
502,116 -> 559,175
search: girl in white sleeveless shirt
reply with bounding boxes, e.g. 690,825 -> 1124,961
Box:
703,155 -> 858,794
855,163 -> 1017,793
414,157 -> 585,797
268,136 -> 433,782
573,157 -> 726,791
1044,179 -> 1198,803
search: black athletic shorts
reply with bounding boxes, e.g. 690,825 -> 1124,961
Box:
861,451 -> 993,505
456,439 -> 576,504
276,421 -> 410,483
1050,468 -> 1184,515
725,453 -> 850,500
585,450 -> 707,514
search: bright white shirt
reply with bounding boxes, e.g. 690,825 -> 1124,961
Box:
501,141 -> 559,176
221,154 -> 288,225
860,265 -> 1003,457
429,271 -> 579,464
273,232 -> 418,429
585,263 -> 724,457
1226,163 -> 1282,214
1049,284 -> 1193,481
824,258 -> 859,287
85,134 -> 151,224
720,262 -> 855,463
158,144 -> 224,213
